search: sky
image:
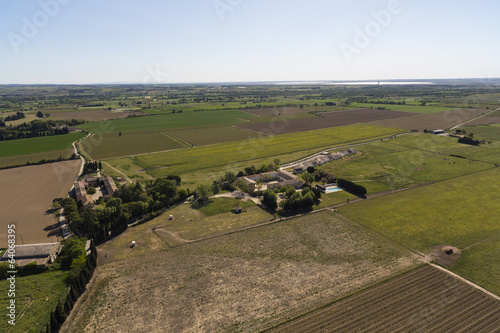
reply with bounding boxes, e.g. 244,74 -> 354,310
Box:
0,0 -> 499,84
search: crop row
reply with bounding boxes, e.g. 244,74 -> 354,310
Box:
271,266 -> 500,333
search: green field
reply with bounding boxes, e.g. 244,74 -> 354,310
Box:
0,270 -> 68,333
351,103 -> 456,114
0,132 -> 85,157
339,167 -> 500,295
318,134 -> 495,189
130,124 -> 403,178
80,131 -> 186,160
77,110 -> 256,133
0,149 -> 76,169
166,126 -> 259,146
198,197 -> 256,216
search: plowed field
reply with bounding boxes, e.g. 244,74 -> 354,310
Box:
236,109 -> 415,135
270,265 -> 500,333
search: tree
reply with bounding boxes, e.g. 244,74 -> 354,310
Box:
285,186 -> 296,198
273,158 -> 281,167
195,184 -> 213,203
224,171 -> 236,184
59,237 -> 86,270
36,110 -> 44,118
301,172 -> 314,185
262,189 -> 277,210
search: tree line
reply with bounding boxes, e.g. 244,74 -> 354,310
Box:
0,118 -> 84,141
43,238 -> 98,333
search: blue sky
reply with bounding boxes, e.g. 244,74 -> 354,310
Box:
1,0 -> 499,84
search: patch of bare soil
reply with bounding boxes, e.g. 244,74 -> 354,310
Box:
429,245 -> 461,267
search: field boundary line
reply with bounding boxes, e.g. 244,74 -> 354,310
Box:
450,107 -> 500,130
161,131 -> 193,148
429,263 -> 500,301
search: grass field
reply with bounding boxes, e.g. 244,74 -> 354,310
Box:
0,132 -> 85,157
99,200 -> 274,263
67,211 -> 421,332
130,124 -> 403,178
0,160 -> 81,247
80,131 -> 186,160
319,134 -> 495,189
0,270 -> 68,333
339,167 -> 500,295
166,126 -> 258,146
77,110 -> 256,133
197,197 -> 256,216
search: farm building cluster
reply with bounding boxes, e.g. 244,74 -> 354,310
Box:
293,148 -> 358,174
74,175 -> 118,209
239,170 -> 303,194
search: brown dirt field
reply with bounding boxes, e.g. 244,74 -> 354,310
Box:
53,110 -> 143,121
63,212 -> 421,333
464,116 -> 500,126
244,106 -> 348,116
368,108 -> 488,131
236,109 -> 416,135
0,160 -> 81,247
271,265 -> 500,333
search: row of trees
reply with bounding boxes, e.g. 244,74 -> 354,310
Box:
44,238 -> 97,333
0,118 -> 84,141
302,169 -> 367,196
83,161 -> 102,174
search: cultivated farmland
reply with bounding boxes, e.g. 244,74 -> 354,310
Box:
80,131 -> 186,160
165,126 -> 258,146
0,132 -> 85,157
0,149 -> 76,169
339,167 -> 500,295
64,212 -> 421,333
53,109 -> 143,121
270,265 -> 500,333
0,160 -> 81,247
368,108 -> 487,130
236,109 -> 415,135
77,109 -> 256,133
130,124 -> 403,177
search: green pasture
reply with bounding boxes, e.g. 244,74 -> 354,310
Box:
77,110 -> 256,133
0,132 -> 85,157
80,131 -> 186,160
319,135 -> 494,189
339,167 -> 500,295
0,270 -> 68,333
131,124 -> 403,177
198,197 -> 256,216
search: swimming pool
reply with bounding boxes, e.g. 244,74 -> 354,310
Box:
326,187 -> 342,193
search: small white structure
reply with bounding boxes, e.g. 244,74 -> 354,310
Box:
169,215 -> 174,220
131,241 -> 136,247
